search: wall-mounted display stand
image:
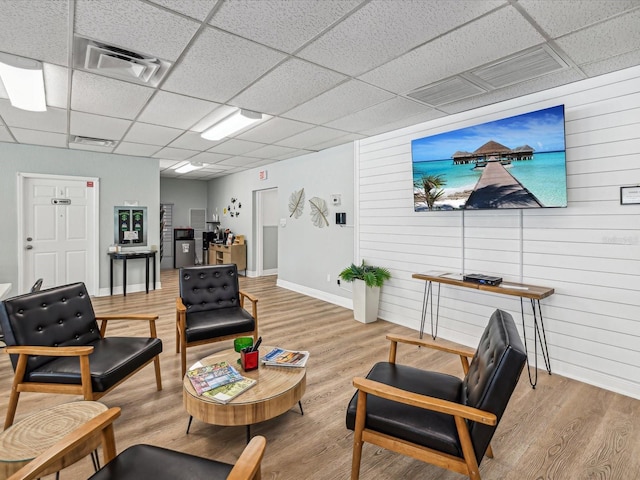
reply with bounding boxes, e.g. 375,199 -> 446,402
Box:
114,206 -> 147,246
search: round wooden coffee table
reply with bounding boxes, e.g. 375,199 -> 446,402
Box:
183,347 -> 306,441
0,400 -> 108,478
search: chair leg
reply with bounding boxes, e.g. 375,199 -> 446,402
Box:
181,342 -> 187,378
454,416 -> 482,480
486,444 -> 494,459
175,314 -> 180,354
4,387 -> 20,429
154,356 -> 163,391
351,392 -> 367,480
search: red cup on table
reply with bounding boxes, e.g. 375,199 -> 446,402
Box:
241,347 -> 259,371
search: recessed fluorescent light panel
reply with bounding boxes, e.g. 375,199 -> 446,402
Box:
0,52 -> 46,111
201,109 -> 263,141
175,161 -> 204,174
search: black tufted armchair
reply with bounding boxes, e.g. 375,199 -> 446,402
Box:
346,309 -> 527,480
0,282 -> 163,429
176,264 -> 258,377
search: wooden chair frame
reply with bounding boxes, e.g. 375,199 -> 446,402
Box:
351,334 -> 498,480
4,315 -> 162,429
8,407 -> 266,480
176,291 -> 258,377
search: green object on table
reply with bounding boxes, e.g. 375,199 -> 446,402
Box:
234,337 -> 254,365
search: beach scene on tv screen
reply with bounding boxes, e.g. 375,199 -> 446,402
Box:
412,105 -> 567,211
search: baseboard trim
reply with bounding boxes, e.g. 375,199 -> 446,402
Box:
276,279 -> 352,310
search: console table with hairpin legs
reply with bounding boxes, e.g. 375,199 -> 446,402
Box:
412,272 -> 554,388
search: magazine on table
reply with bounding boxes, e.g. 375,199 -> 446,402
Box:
202,377 -> 257,404
261,347 -> 309,368
186,361 -> 243,395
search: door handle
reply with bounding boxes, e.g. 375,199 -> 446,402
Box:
26,237 -> 33,241
25,245 -> 33,250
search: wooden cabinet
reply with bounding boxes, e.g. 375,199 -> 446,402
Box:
209,243 -> 247,272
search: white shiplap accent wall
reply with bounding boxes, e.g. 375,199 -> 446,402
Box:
355,66 -> 640,399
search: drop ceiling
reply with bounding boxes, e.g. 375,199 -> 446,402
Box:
0,0 -> 639,180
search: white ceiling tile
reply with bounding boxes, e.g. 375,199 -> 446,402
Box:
123,122 -> 183,146
0,126 -> 15,143
71,71 -> 154,120
276,125 -> 351,149
208,139 -> 265,155
519,0 -> 640,37
359,7 -> 545,94
217,156 -> 261,167
210,0 -> 362,53
43,64 -> 69,109
70,111 -> 131,140
169,131 -> 218,151
159,158 -> 181,169
11,127 -> 67,147
556,10 -> 640,65
138,91 -> 220,129
188,151 -> 230,164
162,27 -> 286,102
245,144 -> 300,159
360,110 -> 448,136
74,0 -> 200,61
283,79 -> 394,124
152,146 -> 199,160
236,117 -> 314,143
0,0 -> 69,65
114,142 -> 162,157
298,0 -> 504,76
246,159 -> 273,168
0,101 -> 67,132
307,132 -> 365,151
325,97 -> 438,133
148,0 -> 216,21
232,59 -> 347,115
580,49 -> 640,78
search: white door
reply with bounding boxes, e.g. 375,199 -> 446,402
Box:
19,174 -> 99,295
255,188 -> 278,277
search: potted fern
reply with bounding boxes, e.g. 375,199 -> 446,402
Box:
339,261 -> 391,323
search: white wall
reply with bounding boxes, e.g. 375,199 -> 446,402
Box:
355,65 -> 640,399
0,143 -> 160,294
160,177 -> 209,269
208,143 -> 355,306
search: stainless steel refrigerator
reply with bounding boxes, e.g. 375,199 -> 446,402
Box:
174,228 -> 195,268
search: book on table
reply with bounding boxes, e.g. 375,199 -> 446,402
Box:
186,361 -> 243,395
202,377 -> 257,404
261,347 -> 309,368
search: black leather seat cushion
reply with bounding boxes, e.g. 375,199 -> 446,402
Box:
89,444 -> 233,480
26,337 -> 162,392
185,307 -> 255,344
346,362 -> 464,457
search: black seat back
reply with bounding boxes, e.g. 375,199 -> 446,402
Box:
179,265 -> 241,314
461,309 -> 527,462
0,282 -> 101,373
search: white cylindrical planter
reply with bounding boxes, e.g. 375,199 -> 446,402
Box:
352,279 -> 381,323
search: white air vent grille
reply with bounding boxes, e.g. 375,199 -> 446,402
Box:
70,135 -> 117,147
471,46 -> 567,89
73,36 -> 171,87
407,77 -> 486,106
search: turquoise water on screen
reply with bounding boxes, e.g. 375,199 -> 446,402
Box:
412,151 -> 567,207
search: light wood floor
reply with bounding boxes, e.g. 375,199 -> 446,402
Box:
1,270 -> 639,480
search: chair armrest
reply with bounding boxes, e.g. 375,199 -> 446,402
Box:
176,297 -> 186,312
7,407 -> 121,480
353,376 -> 496,426
386,334 -> 476,358
4,345 -> 94,357
96,313 -> 159,338
239,290 -> 258,321
227,435 -> 267,480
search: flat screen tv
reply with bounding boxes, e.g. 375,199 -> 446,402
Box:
411,105 -> 567,211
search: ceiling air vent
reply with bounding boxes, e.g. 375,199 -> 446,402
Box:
407,76 -> 486,107
70,135 -> 117,148
470,46 -> 568,89
73,36 -> 171,87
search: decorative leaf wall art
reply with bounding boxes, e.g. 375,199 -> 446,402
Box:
289,188 -> 305,218
309,197 -> 329,228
